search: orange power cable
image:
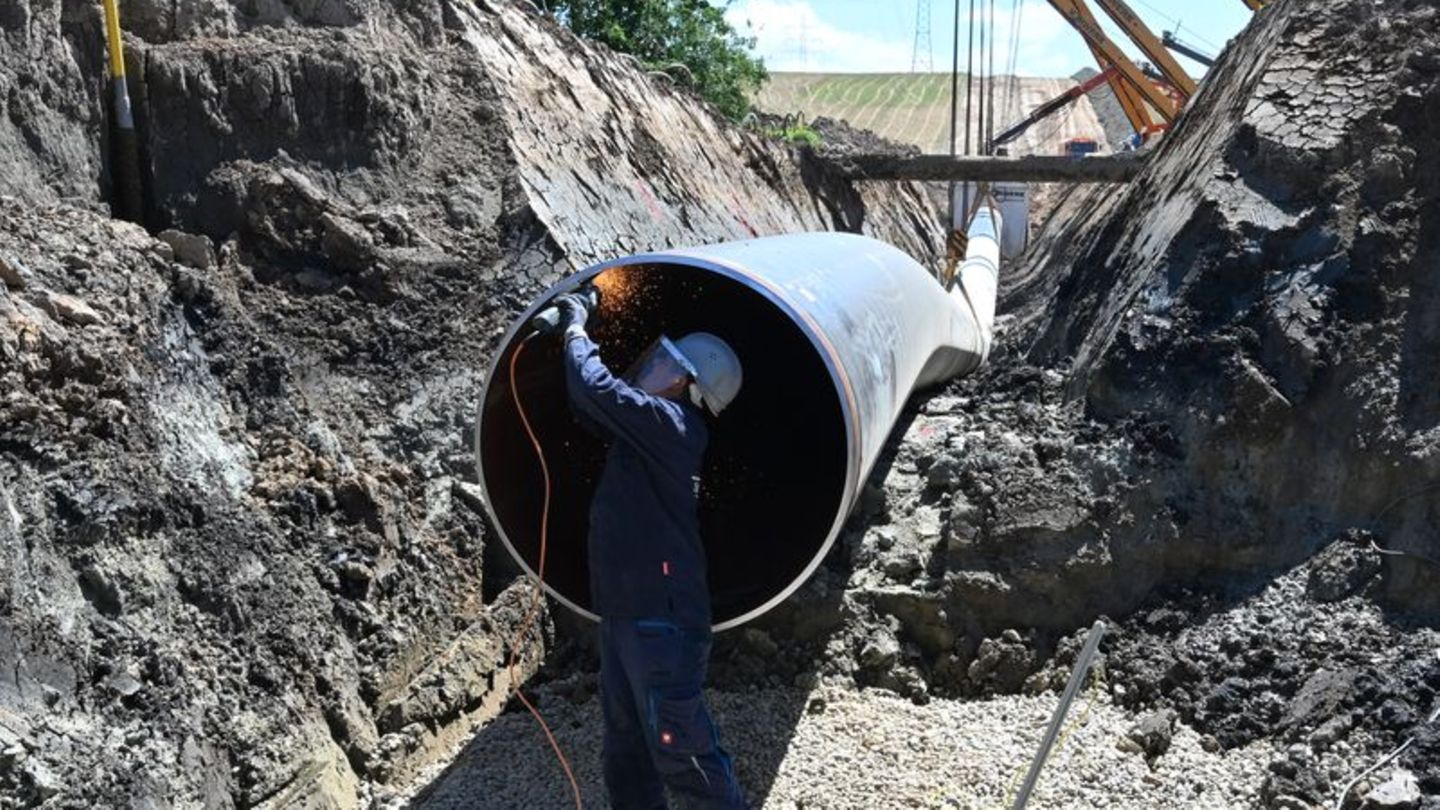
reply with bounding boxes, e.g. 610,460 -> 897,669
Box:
505,335 -> 584,809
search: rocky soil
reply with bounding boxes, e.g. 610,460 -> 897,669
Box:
411,681 -> 1280,809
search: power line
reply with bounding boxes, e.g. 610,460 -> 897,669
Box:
977,0 -> 987,150
963,0 -> 976,157
913,0 -> 935,72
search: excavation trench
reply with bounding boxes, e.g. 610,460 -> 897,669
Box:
476,230 -> 997,629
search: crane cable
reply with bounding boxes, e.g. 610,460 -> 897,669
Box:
942,0 -> 969,282
505,335 -> 584,809
945,0 -> 995,281
963,0 -> 977,159
1002,0 -> 1025,150
977,0 -> 987,154
987,0 -> 997,148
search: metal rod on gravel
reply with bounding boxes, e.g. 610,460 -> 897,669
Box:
1010,620 -> 1107,810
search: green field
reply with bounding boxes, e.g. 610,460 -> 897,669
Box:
755,73 -> 1108,155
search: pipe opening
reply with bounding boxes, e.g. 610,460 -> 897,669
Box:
479,261 -> 849,628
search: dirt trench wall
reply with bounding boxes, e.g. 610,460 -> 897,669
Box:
127,0 -> 939,266
921,0 -> 1440,634
0,1 -> 942,807
454,2 -> 940,262
1017,0 -> 1440,612
0,1 -> 108,206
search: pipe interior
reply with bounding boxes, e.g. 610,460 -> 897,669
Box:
479,262 -> 848,627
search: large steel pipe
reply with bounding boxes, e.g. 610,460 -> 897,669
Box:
476,225 -> 999,630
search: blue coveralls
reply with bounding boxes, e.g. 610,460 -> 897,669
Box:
563,327 -> 747,810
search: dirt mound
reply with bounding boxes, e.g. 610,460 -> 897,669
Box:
1022,0 -> 1440,616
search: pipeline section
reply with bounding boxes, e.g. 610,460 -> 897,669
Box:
476,208 -> 1003,630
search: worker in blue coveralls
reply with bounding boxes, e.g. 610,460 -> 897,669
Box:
552,291 -> 748,809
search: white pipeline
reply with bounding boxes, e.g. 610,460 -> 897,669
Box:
479,229 -> 1007,629
927,203 -> 1002,383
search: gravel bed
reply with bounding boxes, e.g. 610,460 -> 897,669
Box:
402,685 -> 1281,808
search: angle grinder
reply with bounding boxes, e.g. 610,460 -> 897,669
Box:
529,284 -> 600,335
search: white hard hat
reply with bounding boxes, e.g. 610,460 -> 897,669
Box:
675,333 -> 743,415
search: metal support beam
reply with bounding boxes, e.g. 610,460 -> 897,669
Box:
1010,621 -> 1108,809
835,154 -> 1144,183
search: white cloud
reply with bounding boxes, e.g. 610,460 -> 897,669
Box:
726,0 -> 913,73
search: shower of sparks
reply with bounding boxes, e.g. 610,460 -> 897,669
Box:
590,265 -> 717,386
591,266 -> 641,313
592,265 -> 667,355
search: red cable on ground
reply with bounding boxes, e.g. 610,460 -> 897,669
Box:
505,335 -> 584,809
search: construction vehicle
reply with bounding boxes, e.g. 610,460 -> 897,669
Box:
987,67 -> 1117,154
1045,0 -> 1198,145
1090,0 -> 1197,97
1062,138 -> 1100,158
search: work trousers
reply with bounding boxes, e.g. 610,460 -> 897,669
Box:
599,618 -> 747,809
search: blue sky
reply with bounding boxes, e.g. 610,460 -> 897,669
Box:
723,0 -> 1255,76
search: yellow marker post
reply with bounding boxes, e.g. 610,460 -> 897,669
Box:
102,0 -> 133,129
103,0 -> 126,80
101,0 -> 142,222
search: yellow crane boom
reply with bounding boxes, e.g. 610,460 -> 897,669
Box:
1092,0 -> 1198,97
1047,0 -> 1179,126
